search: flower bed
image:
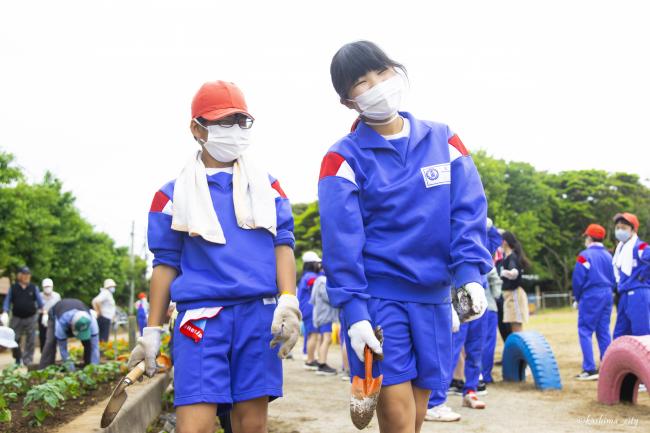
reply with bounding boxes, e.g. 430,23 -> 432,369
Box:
0,362 -> 124,433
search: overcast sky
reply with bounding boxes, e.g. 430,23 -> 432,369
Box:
1,0 -> 648,250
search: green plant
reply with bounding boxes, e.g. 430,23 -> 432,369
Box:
22,381 -> 66,426
0,394 -> 13,423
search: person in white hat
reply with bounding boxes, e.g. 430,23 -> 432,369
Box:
92,278 -> 116,342
298,251 -> 322,369
38,278 -> 62,352
0,326 -> 19,352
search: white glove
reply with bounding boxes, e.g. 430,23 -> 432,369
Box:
463,282 -> 488,322
127,326 -> 163,377
348,320 -> 383,362
572,301 -> 578,309
0,312 -> 8,327
41,313 -> 49,328
452,308 -> 460,332
270,294 -> 302,359
487,218 -> 494,229
500,268 -> 519,280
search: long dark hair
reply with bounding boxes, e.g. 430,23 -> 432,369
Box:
330,40 -> 407,99
501,231 -> 531,270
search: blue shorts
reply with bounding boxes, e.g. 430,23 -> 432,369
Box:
343,298 -> 452,391
173,298 -> 282,411
304,320 -> 332,335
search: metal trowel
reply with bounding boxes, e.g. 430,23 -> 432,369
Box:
100,361 -> 145,428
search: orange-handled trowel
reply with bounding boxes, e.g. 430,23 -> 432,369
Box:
350,327 -> 383,430
100,361 -> 146,428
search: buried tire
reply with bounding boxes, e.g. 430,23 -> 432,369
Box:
502,331 -> 562,390
597,335 -> 650,405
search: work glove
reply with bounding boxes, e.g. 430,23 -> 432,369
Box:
452,308 -> 460,332
572,301 -> 578,309
127,326 -> 163,377
270,294 -> 302,359
348,320 -> 383,362
41,313 -> 49,328
453,282 -> 488,323
487,218 -> 494,229
0,312 -> 8,327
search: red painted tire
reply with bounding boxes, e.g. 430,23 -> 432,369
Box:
597,335 -> 650,405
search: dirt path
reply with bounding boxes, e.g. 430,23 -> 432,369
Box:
269,309 -> 649,433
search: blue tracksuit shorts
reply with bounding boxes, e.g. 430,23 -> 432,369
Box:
173,298 -> 282,412
613,288 -> 650,338
344,298 -> 452,391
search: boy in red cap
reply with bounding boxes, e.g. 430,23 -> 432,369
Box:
128,80 -> 300,433
572,224 -> 615,380
612,212 -> 650,338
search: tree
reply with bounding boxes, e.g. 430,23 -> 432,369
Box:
0,150 -> 146,305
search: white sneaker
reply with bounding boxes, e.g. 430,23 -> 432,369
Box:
424,404 -> 461,422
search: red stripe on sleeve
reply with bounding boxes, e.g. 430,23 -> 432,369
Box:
307,277 -> 316,287
448,134 -> 469,156
319,152 -> 346,180
150,191 -> 170,212
576,255 -> 587,264
640,242 -> 648,251
271,180 -> 288,199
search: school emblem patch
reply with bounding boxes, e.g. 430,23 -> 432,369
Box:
420,163 -> 451,188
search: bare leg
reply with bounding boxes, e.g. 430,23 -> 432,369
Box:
454,349 -> 465,380
341,339 -> 350,372
231,397 -> 268,433
376,382 -> 416,433
318,332 -> 332,364
412,385 -> 431,433
306,333 -> 319,363
176,403 -> 218,433
511,323 -> 523,332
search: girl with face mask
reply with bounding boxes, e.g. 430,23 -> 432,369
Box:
129,81 -> 300,433
611,212 -> 650,338
319,41 -> 493,430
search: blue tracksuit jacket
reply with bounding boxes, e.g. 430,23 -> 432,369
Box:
572,243 -> 616,301
318,112 -> 492,326
147,171 -> 295,312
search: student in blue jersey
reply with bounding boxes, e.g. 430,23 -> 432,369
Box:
612,213 -> 650,338
572,223 -> 615,381
127,80 -> 300,433
319,41 -> 492,433
298,251 -> 322,370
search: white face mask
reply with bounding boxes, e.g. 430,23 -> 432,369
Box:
615,228 -> 632,243
196,120 -> 251,163
43,287 -> 53,295
108,286 -> 115,294
352,73 -> 405,123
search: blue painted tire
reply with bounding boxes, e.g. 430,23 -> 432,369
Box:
502,331 -> 562,390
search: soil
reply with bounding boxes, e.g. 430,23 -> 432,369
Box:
0,379 -> 117,433
268,308 -> 650,433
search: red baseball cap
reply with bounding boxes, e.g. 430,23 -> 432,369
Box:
191,80 -> 253,121
138,292 -> 146,299
613,212 -> 640,231
583,224 -> 606,239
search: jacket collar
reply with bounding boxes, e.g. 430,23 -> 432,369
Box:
353,112 -> 431,150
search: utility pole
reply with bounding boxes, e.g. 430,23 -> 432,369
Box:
127,220 -> 137,350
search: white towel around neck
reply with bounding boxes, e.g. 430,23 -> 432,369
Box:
171,150 -> 277,244
613,233 -> 638,278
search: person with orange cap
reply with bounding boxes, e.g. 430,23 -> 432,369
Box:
612,212 -> 650,338
128,80 -> 298,433
572,224 -> 616,380
135,292 -> 149,336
